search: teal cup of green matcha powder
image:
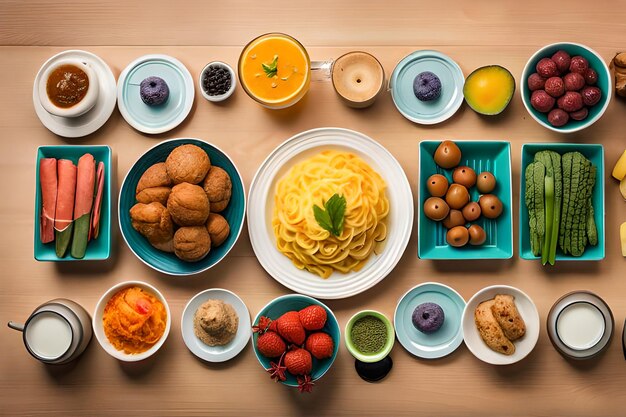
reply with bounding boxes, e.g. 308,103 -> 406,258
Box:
345,310 -> 395,363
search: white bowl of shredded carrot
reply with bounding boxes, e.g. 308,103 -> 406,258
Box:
93,280 -> 171,362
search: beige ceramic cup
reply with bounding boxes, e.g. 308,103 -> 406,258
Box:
8,299 -> 93,365
331,51 -> 385,108
38,58 -> 99,118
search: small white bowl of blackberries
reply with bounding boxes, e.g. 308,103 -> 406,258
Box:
199,61 -> 236,102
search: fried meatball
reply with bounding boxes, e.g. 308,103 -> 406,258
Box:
173,226 -> 211,262
167,182 -> 210,226
165,144 -> 211,185
202,166 -> 232,213
136,186 -> 171,206
136,162 -> 172,193
207,213 -> 230,247
129,202 -> 174,252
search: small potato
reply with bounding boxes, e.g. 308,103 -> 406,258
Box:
462,202 -> 481,222
447,226 -> 469,247
442,210 -> 466,229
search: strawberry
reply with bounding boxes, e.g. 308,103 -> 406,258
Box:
305,332 -> 334,359
284,348 -> 312,376
299,305 -> 327,331
256,331 -> 286,358
276,311 -> 306,345
268,319 -> 278,333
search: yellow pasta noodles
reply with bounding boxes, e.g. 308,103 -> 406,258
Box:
272,150 -> 389,278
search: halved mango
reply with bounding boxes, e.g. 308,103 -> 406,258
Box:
463,65 -> 515,115
612,150 -> 626,181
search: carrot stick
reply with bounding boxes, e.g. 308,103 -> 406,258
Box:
71,154 -> 95,259
39,158 -> 57,243
54,159 -> 77,257
89,161 -> 105,240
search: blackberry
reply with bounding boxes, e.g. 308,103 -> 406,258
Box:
202,65 -> 232,96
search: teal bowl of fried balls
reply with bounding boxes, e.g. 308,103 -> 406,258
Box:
119,138 -> 246,276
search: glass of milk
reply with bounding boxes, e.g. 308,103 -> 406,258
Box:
8,299 -> 92,364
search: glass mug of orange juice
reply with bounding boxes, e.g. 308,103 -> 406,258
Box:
239,33 -> 385,109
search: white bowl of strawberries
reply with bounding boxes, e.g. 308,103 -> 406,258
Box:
251,294 -> 340,393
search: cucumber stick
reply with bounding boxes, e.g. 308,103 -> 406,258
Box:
542,173 -> 555,266
533,162 -> 546,253
70,213 -> 90,259
55,225 -> 73,258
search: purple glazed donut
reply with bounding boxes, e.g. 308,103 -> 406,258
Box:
140,76 -> 169,106
412,302 -> 445,333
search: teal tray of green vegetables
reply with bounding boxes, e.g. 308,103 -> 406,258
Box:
520,143 -> 604,263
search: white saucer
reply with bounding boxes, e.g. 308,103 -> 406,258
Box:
117,54 -> 194,134
32,50 -> 117,138
181,288 -> 251,362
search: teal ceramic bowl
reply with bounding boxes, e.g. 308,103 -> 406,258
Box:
119,138 -> 245,275
34,145 -> 111,261
345,310 -> 395,363
251,294 -> 340,388
519,143 -> 605,261
418,140 -> 513,260
521,43 -> 611,133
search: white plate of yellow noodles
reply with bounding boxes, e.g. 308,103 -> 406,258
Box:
248,127 -> 413,299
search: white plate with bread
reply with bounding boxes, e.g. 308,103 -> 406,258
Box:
462,285 -> 540,365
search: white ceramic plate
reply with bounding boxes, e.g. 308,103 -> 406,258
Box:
394,282 -> 465,359
33,50 -> 117,138
181,289 -> 251,362
247,127 -> 414,299
462,285 -> 540,365
117,54 -> 194,134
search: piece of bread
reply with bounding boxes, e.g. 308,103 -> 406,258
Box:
129,202 -> 174,252
136,186 -> 171,206
173,226 -> 211,262
136,162 -> 172,193
202,166 -> 232,212
165,144 -> 211,185
206,213 -> 230,247
474,300 -> 515,355
167,182 -> 210,226
491,294 -> 526,341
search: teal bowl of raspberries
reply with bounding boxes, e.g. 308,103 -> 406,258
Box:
251,294 -> 340,392
521,42 -> 611,133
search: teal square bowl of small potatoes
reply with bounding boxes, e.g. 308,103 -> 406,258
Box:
418,140 -> 513,260
519,143 -> 605,262
34,145 -> 112,261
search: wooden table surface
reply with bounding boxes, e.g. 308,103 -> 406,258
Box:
1,1 -> 626,416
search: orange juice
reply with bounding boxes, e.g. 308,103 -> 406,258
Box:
239,33 -> 311,109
